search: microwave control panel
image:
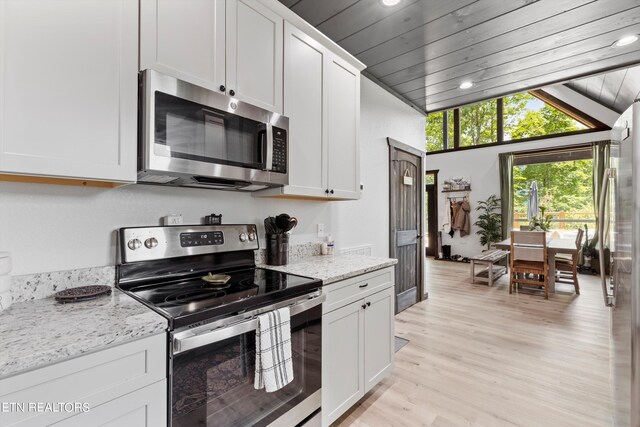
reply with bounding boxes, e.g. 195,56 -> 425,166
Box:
271,126 -> 287,174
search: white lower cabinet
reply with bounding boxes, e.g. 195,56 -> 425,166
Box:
52,380 -> 166,427
321,268 -> 395,426
0,333 -> 167,427
322,299 -> 365,424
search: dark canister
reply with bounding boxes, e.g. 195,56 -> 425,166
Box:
266,233 -> 289,266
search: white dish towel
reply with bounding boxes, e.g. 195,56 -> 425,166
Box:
254,307 -> 294,392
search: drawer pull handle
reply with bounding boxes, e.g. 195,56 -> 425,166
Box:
359,283 -> 369,288
362,304 -> 367,309
366,302 -> 371,307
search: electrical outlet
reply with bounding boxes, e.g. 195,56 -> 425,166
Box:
163,214 -> 183,225
317,223 -> 325,238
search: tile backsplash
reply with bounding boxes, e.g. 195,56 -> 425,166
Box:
11,266 -> 116,303
10,242 -> 323,303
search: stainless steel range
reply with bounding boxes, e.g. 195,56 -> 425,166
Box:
116,224 -> 323,427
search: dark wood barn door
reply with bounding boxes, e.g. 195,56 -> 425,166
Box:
388,138 -> 425,314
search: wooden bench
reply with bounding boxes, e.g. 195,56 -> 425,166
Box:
470,249 -> 510,287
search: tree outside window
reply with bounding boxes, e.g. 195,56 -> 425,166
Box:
512,158 -> 594,234
460,99 -> 497,147
425,90 -> 593,152
504,92 -> 586,141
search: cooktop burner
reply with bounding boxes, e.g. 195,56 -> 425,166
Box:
122,267 -> 320,329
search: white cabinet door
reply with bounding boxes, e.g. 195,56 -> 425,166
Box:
364,287 -> 395,392
322,301 -> 365,427
327,56 -> 360,200
226,0 -> 283,114
282,22 -> 327,198
0,0 -> 137,183
52,380 -> 167,427
140,0 -> 226,93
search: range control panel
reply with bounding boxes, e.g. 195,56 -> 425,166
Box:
119,224 -> 259,263
180,231 -> 224,247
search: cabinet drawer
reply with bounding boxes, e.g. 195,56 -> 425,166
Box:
322,267 -> 393,314
0,333 -> 167,427
52,379 -> 167,427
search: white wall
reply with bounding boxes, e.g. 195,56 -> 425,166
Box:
332,77 -> 426,258
0,77 -> 424,275
426,130 -> 610,258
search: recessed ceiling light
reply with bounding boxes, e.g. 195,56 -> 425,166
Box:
614,35 -> 639,47
381,0 -> 401,6
459,81 -> 473,90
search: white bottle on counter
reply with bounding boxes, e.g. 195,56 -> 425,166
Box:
321,242 -> 328,255
326,235 -> 334,256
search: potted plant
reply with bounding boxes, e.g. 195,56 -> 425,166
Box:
474,195 -> 502,250
529,206 -> 553,231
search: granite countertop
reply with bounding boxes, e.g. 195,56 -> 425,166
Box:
0,288 -> 167,379
259,254 -> 397,285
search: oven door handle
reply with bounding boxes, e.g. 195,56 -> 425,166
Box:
173,294 -> 325,355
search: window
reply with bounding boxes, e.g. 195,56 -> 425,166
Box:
504,92 -> 587,141
425,111 -> 444,152
425,90 -> 603,153
459,99 -> 497,147
512,147 -> 595,236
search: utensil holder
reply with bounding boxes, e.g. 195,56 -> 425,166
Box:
266,233 -> 289,266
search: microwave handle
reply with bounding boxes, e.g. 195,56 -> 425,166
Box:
264,123 -> 274,171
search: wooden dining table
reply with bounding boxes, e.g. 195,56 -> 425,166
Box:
495,237 -> 578,293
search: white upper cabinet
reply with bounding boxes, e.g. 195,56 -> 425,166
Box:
327,57 -> 360,200
227,0 -> 283,113
281,22 -> 328,198
0,0 -> 138,183
140,0 -> 226,92
140,0 -> 283,114
254,18 -> 363,201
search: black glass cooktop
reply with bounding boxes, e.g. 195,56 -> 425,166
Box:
122,267 -> 320,329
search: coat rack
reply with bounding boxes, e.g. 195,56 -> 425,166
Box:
445,190 -> 470,202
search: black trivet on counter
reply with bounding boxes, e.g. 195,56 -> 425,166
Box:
54,285 -> 112,303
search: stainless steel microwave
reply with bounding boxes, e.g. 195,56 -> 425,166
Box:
138,70 -> 289,191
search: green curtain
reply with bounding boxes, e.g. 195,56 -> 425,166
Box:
591,140 -> 610,248
499,152 -> 514,239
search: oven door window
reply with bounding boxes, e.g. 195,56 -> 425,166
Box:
171,308 -> 321,427
155,92 -> 266,170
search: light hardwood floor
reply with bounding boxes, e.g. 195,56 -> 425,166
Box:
336,259 -> 612,427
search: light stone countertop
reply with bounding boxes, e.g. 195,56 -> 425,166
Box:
259,254 -> 397,285
0,288 -> 167,379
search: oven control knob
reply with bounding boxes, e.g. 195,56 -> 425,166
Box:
127,239 -> 142,250
248,232 -> 256,241
239,233 -> 248,242
144,237 -> 158,249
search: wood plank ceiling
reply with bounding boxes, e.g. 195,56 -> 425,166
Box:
279,0 -> 640,114
565,65 -> 640,113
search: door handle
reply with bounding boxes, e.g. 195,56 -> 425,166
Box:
598,168 -> 614,307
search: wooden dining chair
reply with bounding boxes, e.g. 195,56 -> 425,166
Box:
554,228 -> 584,295
509,231 -> 549,299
